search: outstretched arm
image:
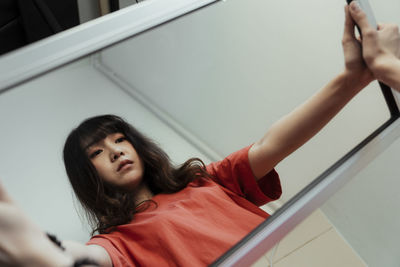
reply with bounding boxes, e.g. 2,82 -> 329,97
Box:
0,181 -> 73,266
248,5 -> 374,179
348,1 -> 400,91
0,181 -> 112,267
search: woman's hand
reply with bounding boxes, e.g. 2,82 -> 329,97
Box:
348,1 -> 400,90
342,5 -> 374,90
0,180 -> 73,267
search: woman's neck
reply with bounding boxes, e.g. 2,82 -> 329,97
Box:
133,183 -> 154,206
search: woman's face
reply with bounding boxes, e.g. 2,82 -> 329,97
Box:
86,132 -> 145,190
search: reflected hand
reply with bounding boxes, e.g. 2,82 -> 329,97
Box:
342,5 -> 374,89
348,1 -> 400,84
0,180 -> 73,267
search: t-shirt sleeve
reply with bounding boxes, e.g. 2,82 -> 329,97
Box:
87,236 -> 133,267
206,145 -> 282,206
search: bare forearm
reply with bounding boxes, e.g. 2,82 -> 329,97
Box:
20,238 -> 110,267
64,241 -> 112,267
14,232 -> 73,267
0,181 -> 107,267
2,229 -> 107,267
250,72 -> 366,178
268,72 -> 362,150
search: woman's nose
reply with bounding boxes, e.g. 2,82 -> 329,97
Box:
111,151 -> 124,162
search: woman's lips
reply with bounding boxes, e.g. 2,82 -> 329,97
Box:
117,160 -> 133,172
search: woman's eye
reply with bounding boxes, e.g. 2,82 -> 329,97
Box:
90,150 -> 102,158
116,137 -> 126,143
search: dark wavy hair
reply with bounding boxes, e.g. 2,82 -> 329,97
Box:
63,114 -> 209,235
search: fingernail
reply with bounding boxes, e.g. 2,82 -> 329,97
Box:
351,1 -> 361,12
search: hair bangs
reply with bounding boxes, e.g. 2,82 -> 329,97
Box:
78,116 -> 126,151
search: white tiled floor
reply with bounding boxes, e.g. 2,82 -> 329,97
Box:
251,209 -> 366,267
274,228 -> 366,267
252,255 -> 271,267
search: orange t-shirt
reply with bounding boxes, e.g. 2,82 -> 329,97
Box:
87,145 -> 281,267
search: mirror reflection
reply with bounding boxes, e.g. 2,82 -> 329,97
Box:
0,0 -> 398,266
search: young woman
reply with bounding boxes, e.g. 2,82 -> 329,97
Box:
63,114 -> 282,266
0,5 -> 386,267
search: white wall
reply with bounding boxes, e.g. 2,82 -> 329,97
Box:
0,58 -> 210,242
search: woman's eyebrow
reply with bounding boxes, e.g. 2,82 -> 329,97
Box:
84,140 -> 99,151
83,133 -> 121,150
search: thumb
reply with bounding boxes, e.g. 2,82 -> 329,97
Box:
0,180 -> 13,203
349,1 -> 374,31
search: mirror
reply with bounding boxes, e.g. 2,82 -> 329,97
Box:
0,0 -> 398,265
